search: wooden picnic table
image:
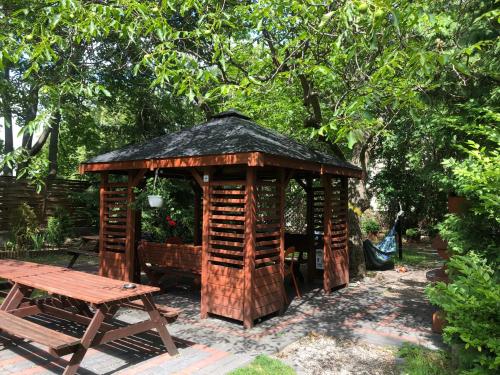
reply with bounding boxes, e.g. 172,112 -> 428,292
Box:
0,259 -> 179,375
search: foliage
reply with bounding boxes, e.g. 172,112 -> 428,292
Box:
9,202 -> 39,249
70,187 -> 100,231
229,355 -> 295,375
405,228 -> 420,241
426,254 -> 500,373
45,208 -> 73,247
438,214 -> 499,264
136,178 -> 194,243
397,343 -> 454,375
28,232 -> 46,251
361,218 -> 380,235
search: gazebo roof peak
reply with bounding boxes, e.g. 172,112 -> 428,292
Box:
81,110 -> 361,177
211,109 -> 251,120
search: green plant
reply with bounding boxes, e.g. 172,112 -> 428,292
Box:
45,208 -> 73,247
361,218 -> 380,235
426,254 -> 500,373
9,203 -> 39,249
29,232 -> 46,251
397,343 -> 454,375
230,355 -> 295,375
405,228 -> 421,241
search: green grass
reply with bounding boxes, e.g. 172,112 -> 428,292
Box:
229,355 -> 295,375
398,343 -> 454,375
394,243 -> 441,268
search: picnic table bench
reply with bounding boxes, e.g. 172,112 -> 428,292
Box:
67,235 -> 100,268
0,259 -> 179,375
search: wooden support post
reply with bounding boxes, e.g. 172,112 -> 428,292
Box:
125,172 -> 137,282
243,167 -> 257,328
98,173 -> 108,277
193,184 -> 202,246
278,169 -> 286,313
322,175 -> 333,293
200,169 -> 212,319
306,176 -> 315,282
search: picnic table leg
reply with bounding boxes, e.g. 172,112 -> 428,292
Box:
63,305 -> 108,375
66,252 -> 80,269
0,283 -> 32,311
140,294 -> 178,356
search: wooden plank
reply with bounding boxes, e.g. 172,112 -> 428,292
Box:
0,311 -> 80,351
99,173 -> 109,278
322,175 -> 333,292
210,214 -> 245,221
207,303 -> 243,321
243,167 -> 256,328
200,169 -> 212,319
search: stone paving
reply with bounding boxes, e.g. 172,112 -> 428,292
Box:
0,258 -> 442,374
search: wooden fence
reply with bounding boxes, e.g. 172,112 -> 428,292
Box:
0,176 -> 94,233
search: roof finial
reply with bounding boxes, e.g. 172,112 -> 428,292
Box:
211,109 -> 251,120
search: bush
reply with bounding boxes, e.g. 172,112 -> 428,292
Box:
361,218 -> 380,235
426,254 -> 500,373
9,203 -> 39,249
45,208 -> 73,246
405,227 -> 420,241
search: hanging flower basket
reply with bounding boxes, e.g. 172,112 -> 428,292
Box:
147,169 -> 163,207
148,195 -> 163,208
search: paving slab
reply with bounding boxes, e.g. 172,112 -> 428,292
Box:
0,257 -> 442,374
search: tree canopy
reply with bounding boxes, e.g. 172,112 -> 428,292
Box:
0,2 -> 498,370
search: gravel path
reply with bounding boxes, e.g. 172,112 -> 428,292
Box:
277,332 -> 398,375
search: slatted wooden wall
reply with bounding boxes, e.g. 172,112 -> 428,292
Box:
205,180 -> 246,321
99,180 -> 129,281
253,178 -> 283,321
305,176 -> 350,291
0,177 -> 92,232
330,177 -> 349,287
202,171 -> 285,327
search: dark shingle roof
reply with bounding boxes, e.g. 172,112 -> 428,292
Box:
85,110 -> 360,172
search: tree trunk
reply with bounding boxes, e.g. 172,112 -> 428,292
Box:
1,66 -> 13,176
48,109 -> 61,178
349,138 -> 373,212
348,208 -> 366,278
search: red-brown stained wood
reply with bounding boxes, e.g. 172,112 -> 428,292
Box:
322,175 -> 333,292
200,169 -> 212,319
243,167 -> 257,328
139,241 -> 202,275
98,173 -> 108,277
328,176 -> 349,287
208,304 -> 243,321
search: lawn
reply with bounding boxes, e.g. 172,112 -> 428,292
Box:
230,355 -> 295,375
393,241 -> 441,269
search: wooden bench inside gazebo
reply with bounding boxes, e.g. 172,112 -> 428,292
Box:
80,110 -> 361,328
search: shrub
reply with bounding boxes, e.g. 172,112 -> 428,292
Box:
45,208 -> 73,246
361,218 -> 380,235
426,253 -> 500,373
405,227 -> 420,241
9,203 -> 39,249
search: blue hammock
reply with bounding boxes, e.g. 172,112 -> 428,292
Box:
363,212 -> 403,270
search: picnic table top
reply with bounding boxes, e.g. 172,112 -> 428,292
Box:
0,259 -> 159,305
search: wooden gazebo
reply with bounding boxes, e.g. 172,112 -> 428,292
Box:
80,110 -> 361,328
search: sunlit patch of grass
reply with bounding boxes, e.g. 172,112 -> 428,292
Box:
398,343 -> 454,375
394,243 -> 441,268
230,355 -> 296,375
